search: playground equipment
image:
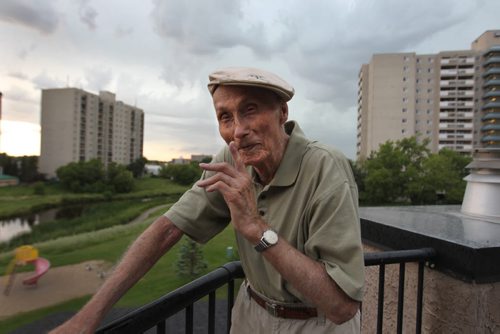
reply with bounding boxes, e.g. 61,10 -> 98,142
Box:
3,245 -> 51,296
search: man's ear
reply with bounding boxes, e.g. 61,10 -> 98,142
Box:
279,102 -> 289,125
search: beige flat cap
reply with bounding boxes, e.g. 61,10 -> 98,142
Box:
208,67 -> 295,102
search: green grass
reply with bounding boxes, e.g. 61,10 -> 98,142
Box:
0,196 -> 180,252
0,209 -> 238,333
0,177 -> 189,219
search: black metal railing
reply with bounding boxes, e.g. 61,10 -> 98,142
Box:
364,247 -> 436,334
96,248 -> 435,334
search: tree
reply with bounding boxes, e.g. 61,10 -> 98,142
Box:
408,149 -> 471,204
160,163 -> 202,185
56,159 -> 134,193
107,162 -> 135,193
175,237 -> 208,279
358,137 -> 471,205
127,157 -> 148,178
361,137 -> 430,204
0,154 -> 42,182
57,159 -> 106,192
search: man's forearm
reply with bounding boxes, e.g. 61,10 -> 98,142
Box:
263,238 -> 359,324
253,226 -> 359,325
50,216 -> 183,333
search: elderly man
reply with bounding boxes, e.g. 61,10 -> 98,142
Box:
51,67 -> 365,334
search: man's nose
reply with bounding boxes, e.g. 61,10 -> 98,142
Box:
233,117 -> 249,139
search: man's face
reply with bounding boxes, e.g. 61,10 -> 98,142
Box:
212,86 -> 288,167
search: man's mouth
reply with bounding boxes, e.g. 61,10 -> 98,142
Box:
239,143 -> 258,152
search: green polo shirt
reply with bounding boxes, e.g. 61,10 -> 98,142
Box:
165,121 -> 365,302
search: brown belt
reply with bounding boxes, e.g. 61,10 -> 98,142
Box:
246,285 -> 318,319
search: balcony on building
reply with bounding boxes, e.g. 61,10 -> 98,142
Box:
440,90 -> 474,97
439,101 -> 474,108
483,79 -> 500,88
440,57 -> 475,65
440,79 -> 474,87
484,90 -> 500,99
482,112 -> 500,121
483,57 -> 500,66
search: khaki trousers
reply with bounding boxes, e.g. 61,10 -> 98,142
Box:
230,283 -> 360,334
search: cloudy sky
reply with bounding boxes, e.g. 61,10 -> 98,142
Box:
0,0 -> 498,161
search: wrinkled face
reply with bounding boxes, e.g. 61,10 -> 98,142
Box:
212,86 -> 288,167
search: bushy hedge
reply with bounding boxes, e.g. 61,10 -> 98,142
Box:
56,159 -> 134,193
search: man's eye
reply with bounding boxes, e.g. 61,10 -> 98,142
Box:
220,114 -> 231,122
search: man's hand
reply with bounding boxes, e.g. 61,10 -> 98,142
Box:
48,315 -> 95,334
197,142 -> 265,241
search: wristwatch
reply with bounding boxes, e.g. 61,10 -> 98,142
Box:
254,229 -> 278,252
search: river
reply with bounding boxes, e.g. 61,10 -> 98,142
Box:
0,206 -> 84,243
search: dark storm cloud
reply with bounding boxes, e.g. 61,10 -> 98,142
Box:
150,0 -> 292,56
150,0 -> 479,109
281,0 -> 479,108
0,0 -> 59,34
77,0 -> 98,30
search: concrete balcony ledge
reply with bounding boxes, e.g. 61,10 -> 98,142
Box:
360,205 -> 500,283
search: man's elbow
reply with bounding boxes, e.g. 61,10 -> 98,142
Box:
325,299 -> 360,325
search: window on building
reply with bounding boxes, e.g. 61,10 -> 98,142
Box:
402,108 -> 407,113
402,118 -> 407,123
402,129 -> 406,134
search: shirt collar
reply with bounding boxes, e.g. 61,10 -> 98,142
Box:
251,120 -> 311,187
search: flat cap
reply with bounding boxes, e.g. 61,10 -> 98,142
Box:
208,67 -> 294,102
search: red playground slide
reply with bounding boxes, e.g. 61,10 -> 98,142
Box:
22,257 -> 51,286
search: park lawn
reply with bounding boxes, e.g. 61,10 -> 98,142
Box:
0,209 -> 238,333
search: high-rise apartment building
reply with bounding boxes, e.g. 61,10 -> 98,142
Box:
357,30 -> 500,159
39,88 -> 144,178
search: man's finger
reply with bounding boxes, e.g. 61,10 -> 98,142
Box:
229,141 -> 246,171
197,172 -> 234,188
199,162 -> 237,177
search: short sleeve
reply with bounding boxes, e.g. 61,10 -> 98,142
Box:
303,153 -> 365,301
164,148 -> 231,243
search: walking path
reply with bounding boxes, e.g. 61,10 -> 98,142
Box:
0,260 -> 111,319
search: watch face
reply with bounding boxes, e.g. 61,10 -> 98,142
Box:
263,230 -> 278,244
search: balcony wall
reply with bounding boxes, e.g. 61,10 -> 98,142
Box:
360,206 -> 500,333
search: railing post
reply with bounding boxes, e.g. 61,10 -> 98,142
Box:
227,279 -> 235,334
208,291 -> 216,334
397,263 -> 406,334
377,264 -> 385,334
416,261 -> 425,334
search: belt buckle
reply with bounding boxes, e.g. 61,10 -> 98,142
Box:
265,302 -> 279,317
